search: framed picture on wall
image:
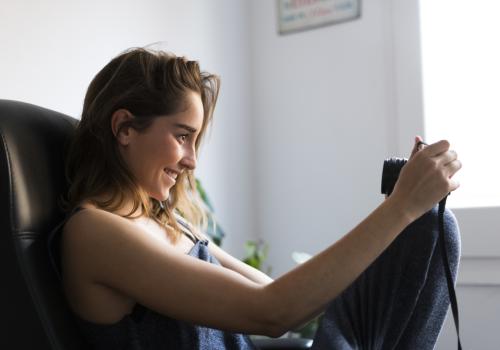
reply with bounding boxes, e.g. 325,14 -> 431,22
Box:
277,0 -> 361,35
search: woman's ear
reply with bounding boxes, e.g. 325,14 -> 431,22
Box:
111,109 -> 135,146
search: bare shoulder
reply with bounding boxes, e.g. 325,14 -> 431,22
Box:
60,207 -> 271,332
63,206 -> 131,243
61,207 -> 170,283
60,206 -> 196,322
63,206 -> 120,241
62,207 -> 130,273
60,208 -> 137,319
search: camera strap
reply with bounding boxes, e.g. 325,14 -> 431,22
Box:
438,196 -> 462,350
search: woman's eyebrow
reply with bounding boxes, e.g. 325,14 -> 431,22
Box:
174,123 -> 197,133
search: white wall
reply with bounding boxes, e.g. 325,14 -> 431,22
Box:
250,0 -> 392,276
0,0 -> 255,258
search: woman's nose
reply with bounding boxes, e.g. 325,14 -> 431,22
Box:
181,149 -> 197,170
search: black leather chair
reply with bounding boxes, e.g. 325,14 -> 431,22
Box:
0,99 -> 312,350
0,99 -> 83,349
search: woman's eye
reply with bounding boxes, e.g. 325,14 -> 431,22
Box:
177,134 -> 188,143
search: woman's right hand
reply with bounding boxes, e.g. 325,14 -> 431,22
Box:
389,138 -> 462,222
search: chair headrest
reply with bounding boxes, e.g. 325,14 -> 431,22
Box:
0,99 -> 77,234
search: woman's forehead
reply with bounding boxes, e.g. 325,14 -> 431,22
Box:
179,92 -> 203,124
164,97 -> 203,131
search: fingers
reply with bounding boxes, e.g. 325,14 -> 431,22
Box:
414,138 -> 462,185
445,159 -> 462,178
437,149 -> 458,166
428,143 -> 461,182
414,139 -> 458,167
449,177 -> 461,192
421,139 -> 450,157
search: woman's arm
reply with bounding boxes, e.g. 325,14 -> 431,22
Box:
261,196 -> 412,332
62,140 -> 460,337
208,242 -> 274,285
210,136 -> 427,286
63,198 -> 407,337
186,221 -> 273,285
264,139 -> 461,332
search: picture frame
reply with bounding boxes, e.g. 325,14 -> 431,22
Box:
277,0 -> 361,35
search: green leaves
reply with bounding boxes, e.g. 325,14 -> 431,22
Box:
195,178 -> 225,246
243,240 -> 269,272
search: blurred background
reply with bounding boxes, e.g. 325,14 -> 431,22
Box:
1,1 -> 499,348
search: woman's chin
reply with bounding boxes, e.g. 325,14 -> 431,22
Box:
150,191 -> 170,202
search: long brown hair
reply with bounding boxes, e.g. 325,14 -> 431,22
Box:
64,47 -> 220,241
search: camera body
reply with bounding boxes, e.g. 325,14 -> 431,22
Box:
381,157 -> 408,196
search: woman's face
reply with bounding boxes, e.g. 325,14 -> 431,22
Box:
120,91 -> 204,201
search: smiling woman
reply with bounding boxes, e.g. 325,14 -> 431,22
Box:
64,48 -> 218,243
48,47 -> 462,350
49,48 -> 275,349
111,91 -> 203,203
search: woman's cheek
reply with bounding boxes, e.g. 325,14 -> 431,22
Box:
166,141 -> 183,161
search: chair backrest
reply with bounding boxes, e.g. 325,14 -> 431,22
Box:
0,100 -> 86,349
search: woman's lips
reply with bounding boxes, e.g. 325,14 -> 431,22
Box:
164,168 -> 178,182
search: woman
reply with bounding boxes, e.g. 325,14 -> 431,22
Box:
48,47 -> 462,349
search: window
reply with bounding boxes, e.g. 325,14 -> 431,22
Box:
391,0 -> 500,279
391,4 -> 500,348
419,0 -> 500,208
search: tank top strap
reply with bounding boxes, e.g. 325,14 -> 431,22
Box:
182,230 -> 198,244
47,206 -> 86,280
174,212 -> 200,244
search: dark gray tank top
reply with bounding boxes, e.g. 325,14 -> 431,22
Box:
47,207 -> 256,350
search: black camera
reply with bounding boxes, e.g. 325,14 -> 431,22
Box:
381,157 -> 408,196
